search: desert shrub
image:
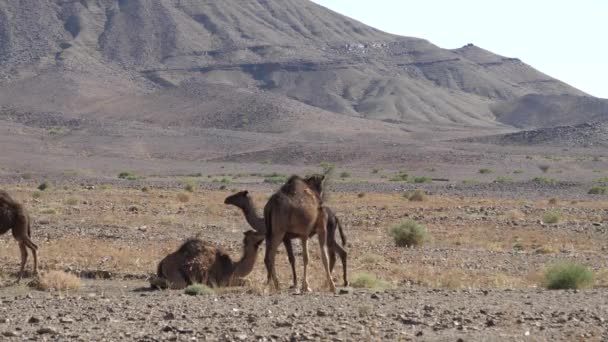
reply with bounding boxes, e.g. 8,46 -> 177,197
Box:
538,164 -> 550,173
513,170 -> 524,174
183,182 -> 195,193
404,189 -> 427,202
351,273 -> 389,289
339,171 -> 351,178
389,220 -> 428,247
65,197 -> 79,206
185,283 -> 215,296
494,176 -> 513,184
31,271 -> 82,291
319,161 -> 335,176
118,171 -> 137,180
264,172 -> 287,184
596,177 -> 608,183
37,182 -> 50,191
532,176 -> 556,184
32,191 -> 42,199
412,176 -> 431,183
389,171 -> 409,182
588,186 -> 607,195
141,186 -> 150,192
372,168 -> 381,174
21,173 -> 32,180
543,262 -> 594,290
357,192 -> 365,198
40,208 -> 57,215
177,193 -> 190,203
219,185 -> 227,190
462,179 -> 479,184
357,304 -> 373,316
548,197 -> 558,205
542,210 -> 561,224
479,168 -> 492,174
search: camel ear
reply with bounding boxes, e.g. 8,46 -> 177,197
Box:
243,190 -> 249,196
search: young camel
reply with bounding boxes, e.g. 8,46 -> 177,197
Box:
0,190 -> 38,282
263,174 -> 336,292
224,190 -> 348,287
152,230 -> 264,290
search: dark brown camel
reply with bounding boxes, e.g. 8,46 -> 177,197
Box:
0,190 -> 38,282
263,174 -> 336,292
152,230 -> 264,289
224,190 -> 348,287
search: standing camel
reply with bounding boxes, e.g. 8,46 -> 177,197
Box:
263,174 -> 336,292
224,190 -> 348,287
152,230 -> 264,289
0,190 -> 38,282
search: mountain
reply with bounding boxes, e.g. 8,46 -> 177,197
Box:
0,0 -> 606,170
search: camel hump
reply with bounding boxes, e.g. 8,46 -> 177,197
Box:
177,238 -> 209,258
0,190 -> 24,210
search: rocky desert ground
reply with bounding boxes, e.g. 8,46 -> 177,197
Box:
1,155 -> 607,341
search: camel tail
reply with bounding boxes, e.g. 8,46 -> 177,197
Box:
337,217 -> 346,246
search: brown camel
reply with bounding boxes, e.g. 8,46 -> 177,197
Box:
263,174 -> 336,292
224,190 -> 348,287
152,230 -> 264,290
0,190 -> 38,282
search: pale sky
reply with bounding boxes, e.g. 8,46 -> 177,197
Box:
312,0 -> 607,99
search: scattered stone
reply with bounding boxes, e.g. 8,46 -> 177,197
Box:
37,326 -> 58,335
28,316 -> 41,324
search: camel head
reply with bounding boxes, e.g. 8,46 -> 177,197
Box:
243,230 -> 265,248
304,174 -> 325,200
224,190 -> 250,208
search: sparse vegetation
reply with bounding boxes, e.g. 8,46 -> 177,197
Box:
183,182 -> 195,192
543,262 -> 594,290
404,189 -> 427,202
351,273 -> 389,289
357,192 -> 365,198
372,168 -> 381,174
588,186 -> 607,195
542,210 -> 561,224
65,197 -> 79,206
548,197 -> 558,205
538,164 -> 550,173
37,182 -> 50,191
40,208 -> 57,215
532,176 -> 556,184
118,171 -> 137,181
494,176 -> 513,184
177,193 -> 190,203
357,304 -> 373,316
412,176 -> 431,183
339,171 -> 351,178
389,220 -> 428,247
263,172 -> 287,184
31,270 -> 83,291
479,168 -> 492,174
513,170 -> 523,174
319,161 -> 335,176
389,170 -> 409,182
32,191 -> 42,199
462,179 -> 479,184
141,186 -> 150,192
184,283 -> 215,296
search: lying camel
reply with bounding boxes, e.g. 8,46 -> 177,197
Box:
224,190 -> 348,287
151,230 -> 264,289
0,190 -> 38,282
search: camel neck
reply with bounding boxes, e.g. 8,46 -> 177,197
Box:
240,201 -> 265,233
232,245 -> 259,278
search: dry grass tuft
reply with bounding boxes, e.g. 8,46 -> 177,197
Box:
177,193 -> 190,203
31,271 -> 83,292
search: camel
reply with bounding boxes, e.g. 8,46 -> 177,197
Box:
224,190 -> 348,287
0,190 -> 38,282
263,174 -> 336,292
152,230 -> 264,290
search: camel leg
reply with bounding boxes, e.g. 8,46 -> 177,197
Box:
23,238 -> 38,276
301,238 -> 311,293
283,238 -> 298,289
316,214 -> 336,292
328,243 -> 337,274
264,232 -> 284,290
17,242 -> 27,283
333,243 -> 348,287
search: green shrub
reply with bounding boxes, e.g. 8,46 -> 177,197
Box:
479,168 -> 492,174
588,186 -> 607,195
462,179 -> 479,184
32,191 -> 42,199
351,273 -> 389,289
65,197 -> 79,206
404,189 -> 427,202
412,176 -> 431,183
542,210 -> 561,224
538,164 -> 550,173
389,220 -> 428,247
141,186 -> 150,193
543,262 -> 594,290
319,161 -> 335,175
183,182 -> 195,193
548,197 -> 558,205
372,168 -> 381,174
184,283 -> 215,296
263,172 -> 287,184
494,176 -> 513,184
596,177 -> 608,183
532,176 -> 556,184
513,170 -> 524,174
389,171 -> 409,182
37,182 -> 50,191
339,171 -> 351,178
118,171 -> 137,180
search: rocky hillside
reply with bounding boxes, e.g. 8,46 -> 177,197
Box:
0,0 -> 605,132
